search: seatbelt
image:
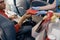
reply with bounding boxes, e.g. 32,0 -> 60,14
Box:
13,0 -> 21,16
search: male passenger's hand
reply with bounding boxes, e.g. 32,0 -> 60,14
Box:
22,9 -> 34,19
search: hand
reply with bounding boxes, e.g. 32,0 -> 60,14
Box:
26,9 -> 38,15
18,10 -> 32,26
32,7 -> 40,10
22,11 -> 32,19
9,15 -> 18,19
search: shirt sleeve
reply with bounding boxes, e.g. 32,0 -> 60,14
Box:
14,24 -> 20,33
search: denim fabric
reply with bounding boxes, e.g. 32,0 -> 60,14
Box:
0,14 -> 16,40
16,21 -> 36,40
0,27 -> 7,40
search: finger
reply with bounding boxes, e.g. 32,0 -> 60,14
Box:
27,14 -> 32,17
25,12 -> 31,15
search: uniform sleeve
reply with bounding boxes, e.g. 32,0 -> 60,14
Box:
14,24 -> 20,33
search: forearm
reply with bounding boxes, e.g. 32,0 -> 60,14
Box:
18,16 -> 26,26
39,4 -> 56,10
39,0 -> 56,10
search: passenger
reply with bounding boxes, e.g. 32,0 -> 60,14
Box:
5,0 -> 27,16
0,0 -> 31,32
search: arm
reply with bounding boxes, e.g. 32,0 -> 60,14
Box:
14,15 -> 28,32
18,12 -> 31,27
14,12 -> 31,32
32,0 -> 56,10
39,0 -> 56,10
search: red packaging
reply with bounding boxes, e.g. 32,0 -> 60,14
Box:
27,9 -> 38,15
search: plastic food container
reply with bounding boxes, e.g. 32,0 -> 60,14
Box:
46,34 -> 56,40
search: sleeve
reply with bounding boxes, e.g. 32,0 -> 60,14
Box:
14,24 -> 20,32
